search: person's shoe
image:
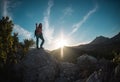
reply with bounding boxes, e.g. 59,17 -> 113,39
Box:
37,46 -> 39,49
40,47 -> 44,49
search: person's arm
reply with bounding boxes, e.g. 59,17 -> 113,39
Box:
34,30 -> 36,37
36,23 -> 37,29
34,23 -> 37,37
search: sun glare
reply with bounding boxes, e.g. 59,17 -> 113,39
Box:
55,32 -> 69,58
55,32 -> 68,49
57,39 -> 67,48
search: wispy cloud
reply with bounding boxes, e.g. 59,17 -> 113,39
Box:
13,24 -> 32,40
3,0 -> 8,16
43,0 -> 65,50
60,6 -> 74,20
69,4 -> 98,36
43,0 -> 54,44
63,7 -> 74,16
2,0 -> 21,17
2,0 -> 32,40
2,0 -> 12,19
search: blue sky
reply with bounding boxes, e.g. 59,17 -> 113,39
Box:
0,0 -> 120,50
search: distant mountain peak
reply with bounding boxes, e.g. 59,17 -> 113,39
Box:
90,36 -> 110,44
111,32 -> 120,41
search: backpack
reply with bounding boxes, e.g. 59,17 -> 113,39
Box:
35,26 -> 42,35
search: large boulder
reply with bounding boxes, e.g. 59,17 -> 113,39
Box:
98,58 -> 115,82
86,70 -> 102,82
114,64 -> 120,82
55,62 -> 79,82
18,49 -> 58,82
77,54 -> 97,68
77,54 -> 98,78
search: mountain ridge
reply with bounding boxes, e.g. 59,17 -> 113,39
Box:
51,32 -> 120,62
89,36 -> 110,44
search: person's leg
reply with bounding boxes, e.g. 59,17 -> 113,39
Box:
40,38 -> 44,48
39,34 -> 45,48
36,36 -> 39,49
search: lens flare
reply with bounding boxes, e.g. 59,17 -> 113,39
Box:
55,32 -> 69,57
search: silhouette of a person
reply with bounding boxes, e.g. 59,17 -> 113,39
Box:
35,23 -> 45,49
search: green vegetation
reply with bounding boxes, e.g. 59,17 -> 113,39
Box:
113,52 -> 120,64
0,16 -> 34,82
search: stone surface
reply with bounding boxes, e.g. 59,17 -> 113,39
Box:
21,49 -> 58,82
77,54 -> 98,78
14,50 -> 119,82
114,64 -> 120,82
56,62 -> 79,82
77,54 -> 97,68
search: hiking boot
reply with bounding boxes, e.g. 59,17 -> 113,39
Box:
40,47 -> 44,49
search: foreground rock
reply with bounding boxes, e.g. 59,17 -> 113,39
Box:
14,51 -> 120,82
77,54 -> 98,78
55,62 -> 79,82
18,49 -> 58,82
114,64 -> 120,82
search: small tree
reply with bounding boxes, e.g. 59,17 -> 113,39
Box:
0,16 -> 35,82
0,16 -> 34,67
0,16 -> 14,66
19,39 -> 34,60
113,52 -> 120,64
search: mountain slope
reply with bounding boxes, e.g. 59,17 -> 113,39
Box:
90,36 -> 110,44
51,32 -> 120,62
110,32 -> 120,42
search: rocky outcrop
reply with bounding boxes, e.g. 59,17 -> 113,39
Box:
77,54 -> 98,78
98,58 -> 115,82
14,50 -> 120,82
114,64 -> 120,82
19,49 -> 58,82
86,70 -> 102,82
55,62 -> 79,82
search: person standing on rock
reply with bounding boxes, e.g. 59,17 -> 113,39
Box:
35,23 -> 45,49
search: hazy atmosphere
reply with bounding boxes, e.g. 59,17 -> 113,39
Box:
0,0 -> 120,82
0,0 -> 120,50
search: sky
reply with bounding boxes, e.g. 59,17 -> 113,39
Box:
0,0 -> 120,50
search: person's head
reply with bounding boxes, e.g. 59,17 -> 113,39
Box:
36,23 -> 37,26
39,23 -> 42,28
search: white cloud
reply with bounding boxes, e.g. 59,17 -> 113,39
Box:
43,0 -> 68,50
60,6 -> 74,20
13,24 -> 32,40
69,5 -> 98,36
43,0 -> 54,44
63,7 -> 74,16
3,0 -> 8,16
2,0 -> 21,18
2,0 -> 32,40
2,0 -> 12,19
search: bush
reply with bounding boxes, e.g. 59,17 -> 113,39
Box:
0,16 -> 34,82
113,52 -> 120,64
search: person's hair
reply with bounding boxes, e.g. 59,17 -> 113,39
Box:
39,23 -> 42,28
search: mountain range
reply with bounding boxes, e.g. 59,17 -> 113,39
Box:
50,32 -> 120,63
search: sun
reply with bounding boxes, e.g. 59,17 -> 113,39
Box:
55,32 -> 69,49
57,39 -> 67,48
56,38 -> 67,58
54,32 -> 69,58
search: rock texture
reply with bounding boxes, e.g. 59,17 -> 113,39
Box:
14,49 -> 120,82
56,62 -> 79,82
77,54 -> 98,78
114,64 -> 120,82
21,49 -> 58,82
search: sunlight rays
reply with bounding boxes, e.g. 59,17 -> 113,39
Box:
54,32 -> 69,57
60,32 -> 65,58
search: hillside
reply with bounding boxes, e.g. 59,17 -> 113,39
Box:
14,48 -> 120,82
51,32 -> 120,62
